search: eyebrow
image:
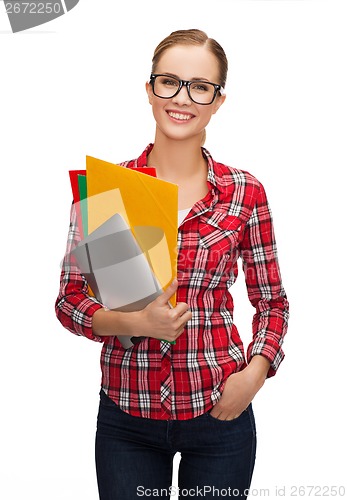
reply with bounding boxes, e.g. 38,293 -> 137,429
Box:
160,72 -> 210,82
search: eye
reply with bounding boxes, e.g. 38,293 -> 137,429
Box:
191,82 -> 210,93
161,77 -> 179,88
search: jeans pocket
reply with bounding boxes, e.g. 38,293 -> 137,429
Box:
206,405 -> 249,423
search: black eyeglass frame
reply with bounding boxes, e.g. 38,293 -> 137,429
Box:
149,73 -> 225,105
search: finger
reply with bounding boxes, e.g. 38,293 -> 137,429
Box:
225,414 -> 239,421
170,310 -> 192,332
172,302 -> 191,317
170,311 -> 192,338
210,410 -> 223,420
180,309 -> 193,326
209,403 -> 227,420
156,279 -> 178,305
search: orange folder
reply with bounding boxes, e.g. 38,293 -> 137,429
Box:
85,156 -> 179,301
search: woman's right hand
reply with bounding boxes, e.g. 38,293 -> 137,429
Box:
137,279 -> 192,343
92,279 -> 191,341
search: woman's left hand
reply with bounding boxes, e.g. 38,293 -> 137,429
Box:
209,355 -> 271,421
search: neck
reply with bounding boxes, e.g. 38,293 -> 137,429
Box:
147,131 -> 206,184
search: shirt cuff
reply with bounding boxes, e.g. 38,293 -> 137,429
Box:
71,299 -> 105,342
247,339 -> 285,378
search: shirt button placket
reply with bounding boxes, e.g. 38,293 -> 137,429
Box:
160,341 -> 172,418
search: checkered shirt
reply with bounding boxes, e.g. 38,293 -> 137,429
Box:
55,144 -> 289,420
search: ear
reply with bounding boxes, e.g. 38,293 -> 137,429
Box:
146,81 -> 154,105
212,93 -> 226,115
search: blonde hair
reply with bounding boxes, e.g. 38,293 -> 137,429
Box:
152,29 -> 228,88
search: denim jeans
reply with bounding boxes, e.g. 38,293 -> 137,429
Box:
95,389 -> 256,499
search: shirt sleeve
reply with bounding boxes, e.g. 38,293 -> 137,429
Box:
240,182 -> 289,377
55,203 -> 104,342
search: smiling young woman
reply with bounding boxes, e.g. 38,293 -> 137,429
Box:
56,28 -> 289,500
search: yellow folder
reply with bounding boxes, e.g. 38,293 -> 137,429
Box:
85,156 -> 179,301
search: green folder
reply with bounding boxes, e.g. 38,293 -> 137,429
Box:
77,174 -> 88,238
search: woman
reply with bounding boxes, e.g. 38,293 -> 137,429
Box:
56,29 -> 289,499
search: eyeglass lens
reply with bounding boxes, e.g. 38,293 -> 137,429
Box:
153,75 -> 216,104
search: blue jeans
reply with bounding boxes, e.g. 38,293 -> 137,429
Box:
95,389 -> 256,499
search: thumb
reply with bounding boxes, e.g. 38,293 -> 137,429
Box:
157,279 -> 178,305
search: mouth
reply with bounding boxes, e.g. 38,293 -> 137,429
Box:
166,110 -> 195,122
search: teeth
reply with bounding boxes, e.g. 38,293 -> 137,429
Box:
168,112 -> 191,120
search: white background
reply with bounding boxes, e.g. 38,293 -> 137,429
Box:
1,0 -> 346,498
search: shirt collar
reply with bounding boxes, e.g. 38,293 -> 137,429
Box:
202,147 -> 222,194
136,143 -> 154,168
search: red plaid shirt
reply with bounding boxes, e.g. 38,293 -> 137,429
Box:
55,144 -> 289,420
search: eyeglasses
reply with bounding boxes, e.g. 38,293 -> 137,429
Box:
149,74 -> 225,105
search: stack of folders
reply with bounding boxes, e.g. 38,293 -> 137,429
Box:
68,156 -> 178,348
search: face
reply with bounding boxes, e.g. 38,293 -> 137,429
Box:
146,45 -> 226,143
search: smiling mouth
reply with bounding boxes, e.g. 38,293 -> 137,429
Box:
167,111 -> 194,121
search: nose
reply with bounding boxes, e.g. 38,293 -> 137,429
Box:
172,82 -> 192,105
